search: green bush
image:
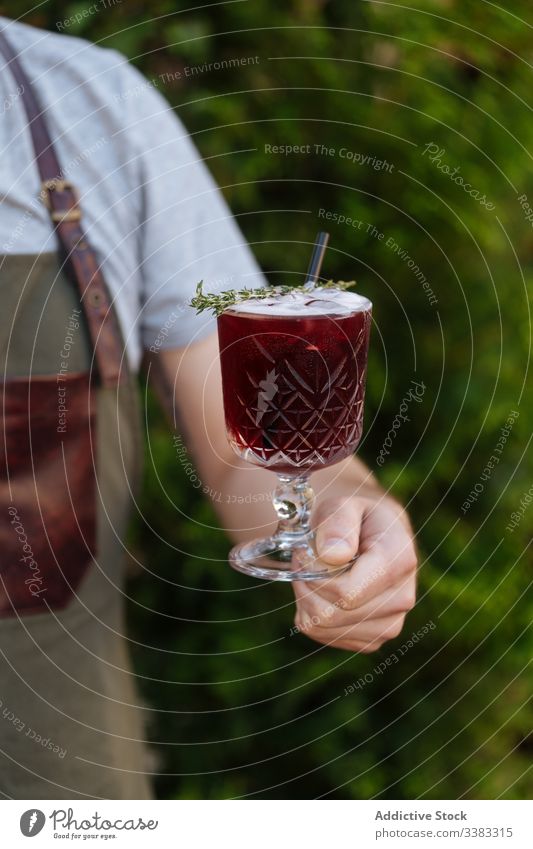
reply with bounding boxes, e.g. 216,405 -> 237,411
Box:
5,0 -> 532,799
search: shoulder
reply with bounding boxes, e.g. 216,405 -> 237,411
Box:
0,16 -> 137,98
1,18 -> 196,176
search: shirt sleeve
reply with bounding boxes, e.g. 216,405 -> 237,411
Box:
116,57 -> 265,351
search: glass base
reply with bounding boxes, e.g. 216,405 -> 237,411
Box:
229,532 -> 354,582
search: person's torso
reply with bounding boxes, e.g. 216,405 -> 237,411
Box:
0,16 -> 144,369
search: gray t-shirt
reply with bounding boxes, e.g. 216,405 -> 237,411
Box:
0,17 -> 264,369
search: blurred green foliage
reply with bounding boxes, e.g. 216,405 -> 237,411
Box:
4,0 -> 532,799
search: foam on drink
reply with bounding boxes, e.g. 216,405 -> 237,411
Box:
229,287 -> 371,317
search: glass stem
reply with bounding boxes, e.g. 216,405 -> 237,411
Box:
272,474 -> 314,539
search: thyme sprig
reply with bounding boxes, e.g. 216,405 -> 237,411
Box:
190,279 -> 356,316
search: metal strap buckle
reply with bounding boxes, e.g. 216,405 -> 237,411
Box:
41,179 -> 82,223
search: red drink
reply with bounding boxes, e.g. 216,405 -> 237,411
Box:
217,289 -> 372,475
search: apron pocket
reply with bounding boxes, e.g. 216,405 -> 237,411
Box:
0,372 -> 96,616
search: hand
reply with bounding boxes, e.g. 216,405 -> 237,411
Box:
292,492 -> 418,652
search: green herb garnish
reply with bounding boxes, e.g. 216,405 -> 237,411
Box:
190,279 -> 356,316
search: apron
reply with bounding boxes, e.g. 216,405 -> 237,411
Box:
0,252 -> 153,798
0,253 -> 151,799
0,27 -> 155,798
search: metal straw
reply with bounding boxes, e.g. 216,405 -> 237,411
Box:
304,231 -> 330,288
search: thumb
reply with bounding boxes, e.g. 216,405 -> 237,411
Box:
313,496 -> 363,566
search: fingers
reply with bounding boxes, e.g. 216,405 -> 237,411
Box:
313,496 -> 363,565
353,578 -> 416,622
293,613 -> 409,653
294,543 -> 390,608
312,529 -> 417,609
293,579 -> 416,632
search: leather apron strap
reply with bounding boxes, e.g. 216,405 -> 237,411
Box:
0,28 -> 125,388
